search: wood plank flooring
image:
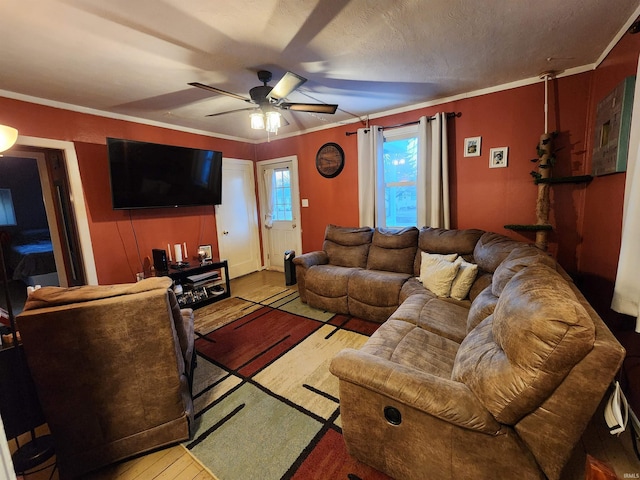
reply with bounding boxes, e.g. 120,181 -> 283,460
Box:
9,269 -> 640,479
10,425 -> 217,480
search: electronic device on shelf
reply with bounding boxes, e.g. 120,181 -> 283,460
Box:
170,262 -> 190,269
152,249 -> 169,273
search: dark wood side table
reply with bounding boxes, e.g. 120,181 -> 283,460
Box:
163,259 -> 231,309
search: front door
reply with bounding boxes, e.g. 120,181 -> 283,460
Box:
215,158 -> 261,279
257,156 -> 302,271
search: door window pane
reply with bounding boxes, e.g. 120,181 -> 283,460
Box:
272,168 -> 292,221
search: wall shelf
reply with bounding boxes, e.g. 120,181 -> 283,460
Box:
504,224 -> 553,232
534,175 -> 593,185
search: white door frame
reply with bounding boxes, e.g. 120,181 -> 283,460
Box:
256,155 -> 302,269
13,136 -> 98,285
215,157 -> 261,278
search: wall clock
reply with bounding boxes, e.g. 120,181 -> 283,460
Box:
315,142 -> 345,178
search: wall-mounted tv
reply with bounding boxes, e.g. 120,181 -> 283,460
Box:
107,138 -> 223,209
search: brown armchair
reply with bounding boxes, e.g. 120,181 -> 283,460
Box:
16,277 -> 195,479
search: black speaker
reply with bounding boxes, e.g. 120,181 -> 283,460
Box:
152,249 -> 168,273
284,250 -> 296,286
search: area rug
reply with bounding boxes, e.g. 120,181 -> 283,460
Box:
187,290 -> 391,480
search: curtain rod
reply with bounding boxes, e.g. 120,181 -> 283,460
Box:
345,112 -> 461,136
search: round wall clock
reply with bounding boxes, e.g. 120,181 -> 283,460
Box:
315,142 -> 345,178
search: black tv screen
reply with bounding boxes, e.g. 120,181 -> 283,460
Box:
107,138 -> 223,209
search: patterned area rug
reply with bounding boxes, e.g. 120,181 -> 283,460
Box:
188,290 -> 391,480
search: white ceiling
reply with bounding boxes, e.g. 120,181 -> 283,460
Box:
1,0 -> 639,143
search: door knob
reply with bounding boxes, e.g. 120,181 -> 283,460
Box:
292,224 -> 297,229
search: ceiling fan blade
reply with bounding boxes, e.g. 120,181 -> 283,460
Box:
267,71 -> 307,100
188,82 -> 252,103
279,102 -> 338,114
205,107 -> 258,118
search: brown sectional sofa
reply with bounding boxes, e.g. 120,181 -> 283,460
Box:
294,225 -> 625,480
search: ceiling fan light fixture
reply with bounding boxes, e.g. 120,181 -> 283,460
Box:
250,112 -> 265,130
265,111 -> 281,133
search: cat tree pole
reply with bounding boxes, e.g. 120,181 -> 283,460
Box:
535,72 -> 555,251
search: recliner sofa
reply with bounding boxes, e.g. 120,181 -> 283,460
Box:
17,277 -> 195,479
294,224 -> 625,480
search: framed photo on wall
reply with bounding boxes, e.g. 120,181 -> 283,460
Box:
464,136 -> 481,157
489,147 -> 508,168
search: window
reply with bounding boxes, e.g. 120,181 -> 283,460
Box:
379,126 -> 419,227
272,168 -> 292,221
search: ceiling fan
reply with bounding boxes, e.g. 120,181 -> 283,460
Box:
188,70 -> 339,119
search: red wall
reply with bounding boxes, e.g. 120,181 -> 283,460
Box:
0,97 -> 255,284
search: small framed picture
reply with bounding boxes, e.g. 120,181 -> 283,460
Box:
464,136 -> 481,157
198,244 -> 213,261
489,147 -> 508,168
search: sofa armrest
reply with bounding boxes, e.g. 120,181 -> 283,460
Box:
330,348 -> 501,434
293,251 -> 329,268
293,251 -> 329,303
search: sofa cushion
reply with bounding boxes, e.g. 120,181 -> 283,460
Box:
306,264 -> 354,297
362,319 -> 460,377
492,246 -> 556,296
322,224 -> 373,268
451,264 -> 595,424
388,295 -> 467,343
473,232 -> 524,273
414,227 -> 484,275
417,298 -> 469,343
466,286 -> 499,332
468,271 -> 493,302
305,264 -> 356,315
367,227 -> 418,274
419,253 -> 461,297
450,259 -> 478,301
349,269 -> 411,307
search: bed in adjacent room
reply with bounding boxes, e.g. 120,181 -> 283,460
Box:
7,229 -> 59,287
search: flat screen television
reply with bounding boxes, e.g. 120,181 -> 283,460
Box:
107,138 -> 223,209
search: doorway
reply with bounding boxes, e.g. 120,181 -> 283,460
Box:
256,156 -> 302,272
0,146 -> 88,315
215,158 -> 261,279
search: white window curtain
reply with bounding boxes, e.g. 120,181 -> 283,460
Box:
611,55 -> 640,331
263,168 -> 275,228
418,113 -> 450,228
357,126 -> 383,227
357,114 -> 451,228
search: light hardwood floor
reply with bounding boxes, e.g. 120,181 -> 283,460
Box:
10,269 -> 640,479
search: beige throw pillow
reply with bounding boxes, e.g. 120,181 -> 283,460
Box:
419,252 -> 462,297
450,259 -> 479,300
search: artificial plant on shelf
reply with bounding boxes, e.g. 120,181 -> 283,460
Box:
531,131 -> 557,251
505,133 -> 557,245
529,131 -> 559,183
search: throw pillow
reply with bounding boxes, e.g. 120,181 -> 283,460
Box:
418,251 -> 458,282
450,259 -> 479,301
420,253 -> 462,297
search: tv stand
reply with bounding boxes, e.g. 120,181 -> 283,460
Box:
165,259 -> 230,309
